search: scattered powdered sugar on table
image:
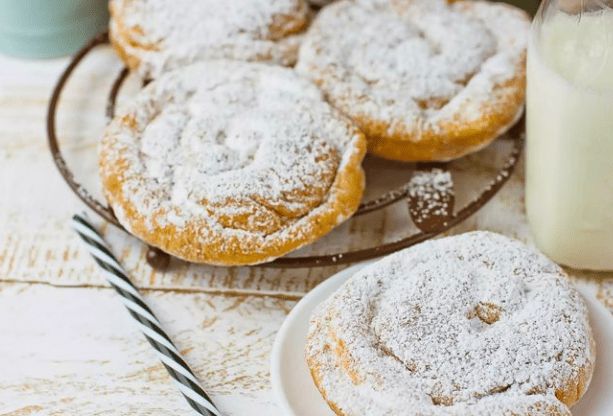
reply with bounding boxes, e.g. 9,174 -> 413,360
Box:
100,61 -> 364,259
307,232 -> 595,415
110,0 -> 309,78
296,0 -> 530,136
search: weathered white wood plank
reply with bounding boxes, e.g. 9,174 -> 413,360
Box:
0,282 -> 290,415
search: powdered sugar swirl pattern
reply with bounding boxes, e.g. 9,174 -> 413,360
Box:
297,0 -> 530,135
307,232 -> 595,415
100,61 -> 365,264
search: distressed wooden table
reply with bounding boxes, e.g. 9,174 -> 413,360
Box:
1,46 -> 611,416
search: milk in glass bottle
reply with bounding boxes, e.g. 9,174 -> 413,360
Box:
526,0 -> 613,270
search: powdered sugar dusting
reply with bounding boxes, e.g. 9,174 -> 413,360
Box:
408,168 -> 454,229
307,232 -> 594,415
110,0 -> 310,78
296,0 -> 530,137
100,61 -> 365,263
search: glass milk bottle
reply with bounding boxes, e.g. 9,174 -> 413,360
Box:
526,0 -> 613,270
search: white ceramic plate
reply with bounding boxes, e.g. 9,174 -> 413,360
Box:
271,262 -> 613,416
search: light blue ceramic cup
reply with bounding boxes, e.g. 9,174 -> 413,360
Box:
0,0 -> 109,58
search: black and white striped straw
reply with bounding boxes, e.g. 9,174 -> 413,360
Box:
71,213 -> 222,416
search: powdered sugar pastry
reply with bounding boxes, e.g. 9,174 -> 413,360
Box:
99,61 -> 366,265
307,232 -> 595,415
110,0 -> 310,78
296,0 -> 530,161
